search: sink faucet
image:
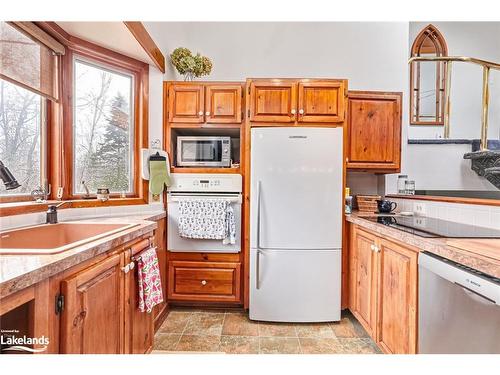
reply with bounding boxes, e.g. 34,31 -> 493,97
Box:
46,201 -> 70,224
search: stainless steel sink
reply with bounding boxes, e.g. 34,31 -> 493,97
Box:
0,222 -> 139,255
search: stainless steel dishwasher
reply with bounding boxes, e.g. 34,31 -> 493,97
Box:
419,252 -> 500,353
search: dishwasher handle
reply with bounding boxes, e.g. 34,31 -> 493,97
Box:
454,282 -> 497,305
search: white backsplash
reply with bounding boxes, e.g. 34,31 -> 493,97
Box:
389,197 -> 500,230
0,203 -> 165,231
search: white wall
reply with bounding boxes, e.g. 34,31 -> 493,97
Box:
144,21 -> 498,193
145,22 -> 409,92
389,22 -> 500,193
409,22 -> 500,140
145,21 -> 410,194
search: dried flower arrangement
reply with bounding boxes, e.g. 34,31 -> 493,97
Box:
170,47 -> 213,81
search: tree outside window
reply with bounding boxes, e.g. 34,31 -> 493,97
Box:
73,59 -> 134,195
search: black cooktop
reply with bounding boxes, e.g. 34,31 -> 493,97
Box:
365,215 -> 500,238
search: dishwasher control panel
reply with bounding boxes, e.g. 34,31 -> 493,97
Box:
168,173 -> 242,193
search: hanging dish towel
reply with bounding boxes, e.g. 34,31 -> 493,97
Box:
137,247 -> 164,313
178,199 -> 236,245
149,154 -> 171,197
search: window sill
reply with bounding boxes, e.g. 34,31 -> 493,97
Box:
0,197 -> 149,217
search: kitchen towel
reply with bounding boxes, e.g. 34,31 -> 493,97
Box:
149,154 -> 171,197
137,246 -> 164,313
178,199 -> 236,245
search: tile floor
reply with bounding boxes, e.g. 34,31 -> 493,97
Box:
153,308 -> 381,354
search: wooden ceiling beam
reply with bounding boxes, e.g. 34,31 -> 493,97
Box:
124,21 -> 165,73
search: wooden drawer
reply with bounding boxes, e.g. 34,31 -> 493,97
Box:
168,261 -> 241,302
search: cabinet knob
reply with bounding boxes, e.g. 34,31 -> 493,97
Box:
205,111 -> 210,116
299,109 -> 304,115
198,111 -> 203,116
121,264 -> 130,274
129,261 -> 135,270
201,280 -> 207,286
291,109 -> 296,115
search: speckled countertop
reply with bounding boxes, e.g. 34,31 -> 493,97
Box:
346,212 -> 500,278
0,211 -> 166,298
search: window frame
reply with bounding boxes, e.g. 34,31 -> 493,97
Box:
58,38 -> 149,204
71,56 -> 136,196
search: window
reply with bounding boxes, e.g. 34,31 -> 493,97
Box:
410,24 -> 449,125
73,58 -> 134,195
0,79 -> 46,197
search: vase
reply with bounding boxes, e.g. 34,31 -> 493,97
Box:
183,72 -> 195,81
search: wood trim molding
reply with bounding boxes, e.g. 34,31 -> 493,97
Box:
386,194 -> 500,207
10,22 -> 65,55
124,22 -> 165,73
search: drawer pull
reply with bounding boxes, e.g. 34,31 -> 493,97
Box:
201,280 -> 207,286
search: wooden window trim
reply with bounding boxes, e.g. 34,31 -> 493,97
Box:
410,24 -> 449,126
0,23 -> 149,214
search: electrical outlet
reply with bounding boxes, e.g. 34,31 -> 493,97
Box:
414,202 -> 426,216
57,187 -> 64,200
413,216 -> 427,228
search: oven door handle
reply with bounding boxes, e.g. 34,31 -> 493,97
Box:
167,193 -> 242,204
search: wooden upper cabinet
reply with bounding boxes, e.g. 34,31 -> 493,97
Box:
376,239 -> 418,354
248,80 -> 297,123
206,85 -> 242,123
168,84 -> 205,123
298,81 -> 345,123
60,253 -> 125,354
347,91 -> 402,171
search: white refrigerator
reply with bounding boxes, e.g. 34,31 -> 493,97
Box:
249,127 -> 343,322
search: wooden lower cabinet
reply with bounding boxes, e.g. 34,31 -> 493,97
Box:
376,239 -> 418,354
60,253 -> 125,354
349,224 -> 419,354
168,260 -> 241,303
58,234 -> 157,354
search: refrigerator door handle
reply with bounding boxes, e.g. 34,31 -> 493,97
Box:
256,249 -> 262,290
255,180 -> 263,290
256,180 -> 262,250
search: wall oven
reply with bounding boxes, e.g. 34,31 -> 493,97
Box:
167,173 -> 242,253
177,136 -> 231,167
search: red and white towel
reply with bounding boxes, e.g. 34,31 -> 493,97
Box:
137,247 -> 164,313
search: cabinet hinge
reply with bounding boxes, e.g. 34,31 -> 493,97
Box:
247,109 -> 250,118
55,294 -> 65,315
248,86 -> 250,95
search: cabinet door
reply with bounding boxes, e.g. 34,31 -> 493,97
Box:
376,239 -> 418,354
153,218 -> 168,331
347,91 -> 402,171
168,84 -> 205,123
60,254 -> 125,354
352,228 -> 378,338
297,81 -> 346,123
206,85 -> 242,123
249,80 -> 297,123
125,244 -> 154,354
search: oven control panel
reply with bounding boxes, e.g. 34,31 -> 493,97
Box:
168,173 -> 242,193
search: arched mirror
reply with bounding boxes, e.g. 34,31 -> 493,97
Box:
410,24 -> 448,125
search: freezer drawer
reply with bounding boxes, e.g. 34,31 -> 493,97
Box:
249,248 -> 341,322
